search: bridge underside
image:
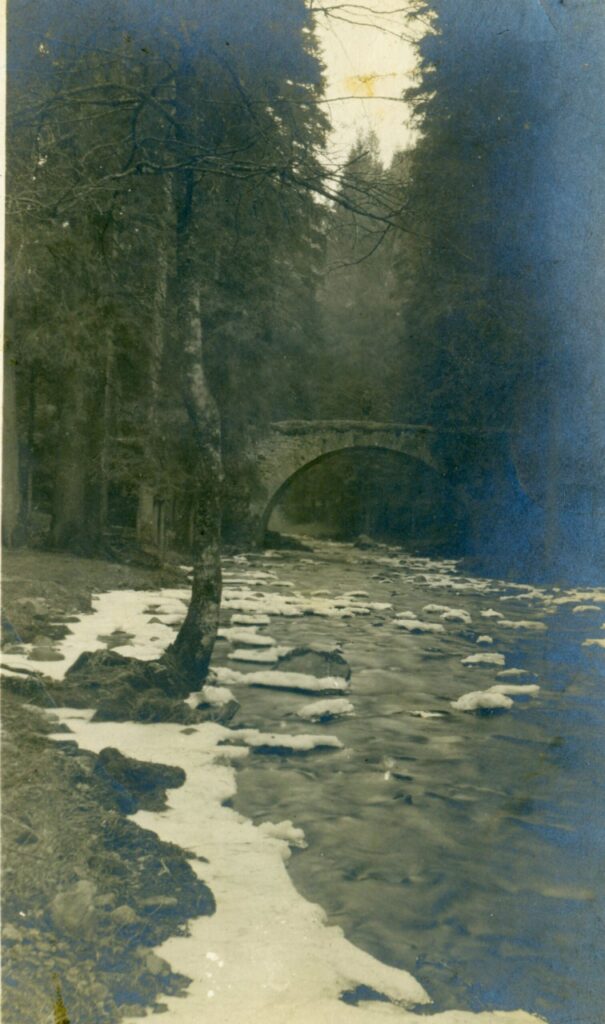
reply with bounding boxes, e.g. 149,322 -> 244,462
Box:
243,420 -> 517,549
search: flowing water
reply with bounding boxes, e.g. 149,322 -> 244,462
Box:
212,541 -> 605,1024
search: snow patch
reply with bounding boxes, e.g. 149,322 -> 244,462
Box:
410,710 -> 446,720
214,667 -> 351,694
223,728 -> 344,753
228,647 -> 291,664
498,620 -> 547,632
297,698 -> 355,722
451,691 -> 513,712
441,609 -> 472,624
217,628 -> 277,647
257,820 -> 307,849
230,614 -> 272,627
488,684 -> 540,696
188,687 -> 236,708
461,653 -> 506,667
394,619 -> 446,634
45,716 -> 436,1023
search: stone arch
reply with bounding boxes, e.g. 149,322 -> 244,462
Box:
253,443 -> 455,545
241,420 -> 517,550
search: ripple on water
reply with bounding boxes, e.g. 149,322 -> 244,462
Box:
226,542 -> 605,1023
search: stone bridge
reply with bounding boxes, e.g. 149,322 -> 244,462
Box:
246,420 -> 519,546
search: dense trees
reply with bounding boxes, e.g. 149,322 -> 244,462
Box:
6,0 -> 335,673
5,0 -> 604,609
315,134 -> 408,420
390,0 -> 605,580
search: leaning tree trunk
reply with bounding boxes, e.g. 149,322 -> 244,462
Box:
166,127 -> 223,682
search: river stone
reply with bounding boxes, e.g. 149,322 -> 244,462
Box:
141,951 -> 170,976
111,904 -> 140,926
354,534 -> 377,550
93,688 -> 205,725
28,646 -> 65,661
67,648 -> 191,699
94,747 -> 185,811
2,923 -> 22,943
50,880 -> 98,939
277,645 -> 351,680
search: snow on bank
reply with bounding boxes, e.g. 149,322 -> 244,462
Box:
1,588 -> 189,679
47,712 -> 541,1024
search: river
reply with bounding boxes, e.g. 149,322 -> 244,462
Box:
211,540 -> 605,1024
9,540 -> 603,1023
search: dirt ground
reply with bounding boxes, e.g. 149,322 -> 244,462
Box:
1,548 -> 214,1024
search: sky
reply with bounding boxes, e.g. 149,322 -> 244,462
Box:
313,1 -> 420,166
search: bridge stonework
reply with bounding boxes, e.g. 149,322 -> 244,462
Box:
244,420 -> 516,546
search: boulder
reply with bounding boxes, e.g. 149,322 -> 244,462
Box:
277,644 -> 351,680
92,688 -> 206,725
94,747 -> 185,812
50,880 -> 98,939
353,534 -> 377,550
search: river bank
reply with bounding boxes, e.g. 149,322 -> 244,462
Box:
1,550 -> 216,1023
3,544 -> 604,1023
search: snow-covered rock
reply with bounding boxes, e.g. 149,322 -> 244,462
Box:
488,683 -> 540,696
461,652 -> 506,667
297,698 -> 354,722
214,667 -> 351,695
476,635 -> 494,645
230,613 -> 271,627
480,608 -> 504,620
410,710 -> 446,719
498,619 -> 547,632
441,609 -> 472,624
395,619 -> 445,634
224,729 -> 343,753
187,686 -> 236,708
257,820 -> 307,849
228,647 -> 291,664
451,691 -> 513,712
217,628 -> 277,647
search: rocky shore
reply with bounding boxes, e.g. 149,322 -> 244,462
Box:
1,550 -> 215,1024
